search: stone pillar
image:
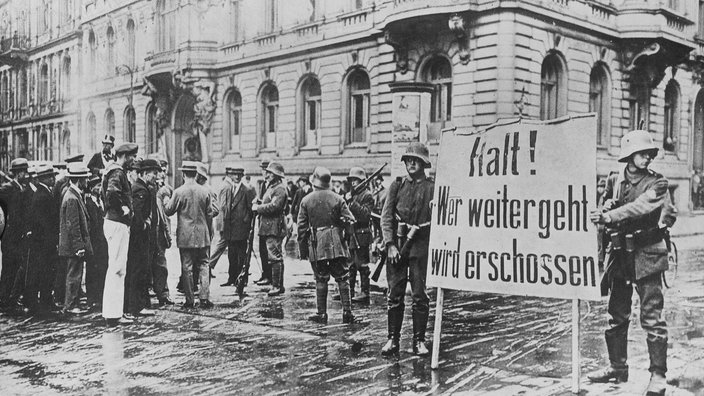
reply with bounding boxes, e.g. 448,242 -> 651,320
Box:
388,82 -> 433,178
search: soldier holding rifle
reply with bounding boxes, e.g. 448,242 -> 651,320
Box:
380,142 -> 434,356
588,129 -> 676,396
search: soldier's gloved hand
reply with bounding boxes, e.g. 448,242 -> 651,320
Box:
387,244 -> 400,265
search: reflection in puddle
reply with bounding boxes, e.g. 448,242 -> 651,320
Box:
102,331 -> 127,396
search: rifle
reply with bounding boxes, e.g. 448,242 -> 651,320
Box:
371,249 -> 387,282
350,163 -> 387,198
235,213 -> 258,298
371,221 -> 431,282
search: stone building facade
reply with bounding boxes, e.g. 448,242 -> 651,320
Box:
1,0 -> 704,215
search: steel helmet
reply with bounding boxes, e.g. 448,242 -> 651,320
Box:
401,142 -> 431,168
265,161 -> 285,178
347,167 -> 367,182
618,130 -> 658,162
312,166 -> 331,189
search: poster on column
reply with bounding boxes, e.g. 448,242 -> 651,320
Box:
427,115 -> 601,301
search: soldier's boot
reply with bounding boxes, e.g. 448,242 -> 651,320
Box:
381,309 -> 403,356
644,339 -> 668,396
588,331 -> 629,383
352,268 -> 370,304
308,281 -> 328,324
412,310 -> 430,356
349,265 -> 357,299
278,261 -> 286,294
267,261 -> 284,296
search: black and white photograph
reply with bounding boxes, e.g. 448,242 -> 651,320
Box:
0,0 -> 703,395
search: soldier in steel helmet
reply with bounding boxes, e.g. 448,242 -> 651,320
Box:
588,129 -> 677,396
344,166 -> 375,304
298,166 -> 359,324
380,142 -> 434,356
252,162 -> 288,296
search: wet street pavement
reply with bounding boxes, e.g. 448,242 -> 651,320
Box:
1,234 -> 703,395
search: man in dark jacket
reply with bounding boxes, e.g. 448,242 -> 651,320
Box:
345,167 -> 374,303
150,156 -> 173,306
220,167 -> 256,288
87,135 -> 116,176
380,142 -> 435,357
102,143 -> 138,326
0,158 -> 30,312
24,164 -> 59,313
59,163 -> 93,314
125,159 -> 160,318
252,162 -> 288,296
254,160 -> 272,285
298,167 -> 358,324
588,130 -> 677,396
85,175 -> 108,310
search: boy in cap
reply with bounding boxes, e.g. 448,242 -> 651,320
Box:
588,130 -> 677,396
102,142 -> 138,326
59,163 -> 93,314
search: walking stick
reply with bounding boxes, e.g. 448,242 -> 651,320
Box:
235,214 -> 257,298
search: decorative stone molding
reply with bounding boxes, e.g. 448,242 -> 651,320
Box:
384,30 -> 408,74
448,14 -> 469,65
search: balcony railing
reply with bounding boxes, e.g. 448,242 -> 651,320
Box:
0,33 -> 31,52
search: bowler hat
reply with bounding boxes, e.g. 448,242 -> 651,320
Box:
9,158 -> 28,171
102,135 -> 116,145
66,163 -> 91,178
139,159 -> 161,173
115,142 -> 139,156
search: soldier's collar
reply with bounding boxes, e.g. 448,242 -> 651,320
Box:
405,173 -> 427,183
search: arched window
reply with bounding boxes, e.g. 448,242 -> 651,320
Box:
146,102 -> 160,153
104,108 -> 115,140
39,63 -> 49,104
124,106 -> 136,142
298,77 -> 321,148
225,89 -> 242,152
422,56 -> 452,141
106,26 -> 115,76
540,53 -> 567,120
346,69 -> 370,144
61,128 -> 71,160
62,57 -> 71,102
126,19 -> 136,69
86,112 -> 96,151
260,83 -> 279,150
589,63 -> 611,147
664,79 -> 680,152
88,30 -> 97,79
39,130 -> 48,160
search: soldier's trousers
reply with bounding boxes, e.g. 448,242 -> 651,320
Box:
259,236 -> 271,280
606,273 -> 668,374
386,253 -> 430,339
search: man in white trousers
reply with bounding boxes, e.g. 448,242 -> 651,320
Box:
101,142 -> 138,327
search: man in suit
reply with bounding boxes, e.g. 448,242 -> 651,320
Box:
0,158 -> 30,312
125,159 -> 160,318
24,164 -> 59,314
210,170 -> 238,283
58,163 -> 93,314
149,155 -> 174,306
87,135 -> 116,176
252,162 -> 288,296
102,143 -> 138,326
164,161 -> 214,309
52,154 -> 85,306
220,167 -> 256,288
85,175 -> 108,311
253,160 -> 272,285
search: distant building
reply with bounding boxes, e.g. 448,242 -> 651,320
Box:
0,0 -> 703,215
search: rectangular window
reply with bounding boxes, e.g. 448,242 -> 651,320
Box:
351,93 -> 368,143
590,91 -> 602,145
265,104 -> 277,148
229,107 -> 240,151
230,0 -> 241,42
307,100 -> 317,131
265,0 -> 278,33
699,2 -> 704,38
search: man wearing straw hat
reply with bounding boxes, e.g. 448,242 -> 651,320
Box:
165,161 -> 214,309
58,163 -> 93,314
101,142 -> 138,326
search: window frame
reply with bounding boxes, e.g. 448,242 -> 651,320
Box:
663,79 -> 680,153
589,63 -> 611,148
540,52 -> 567,120
346,69 -> 370,146
225,89 -> 242,152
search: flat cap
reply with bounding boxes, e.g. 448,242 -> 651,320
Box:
115,143 -> 139,155
64,154 -> 84,163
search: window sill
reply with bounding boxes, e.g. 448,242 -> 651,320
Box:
298,146 -> 319,153
344,142 -> 368,149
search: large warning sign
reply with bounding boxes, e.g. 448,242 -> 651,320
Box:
427,115 -> 601,301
